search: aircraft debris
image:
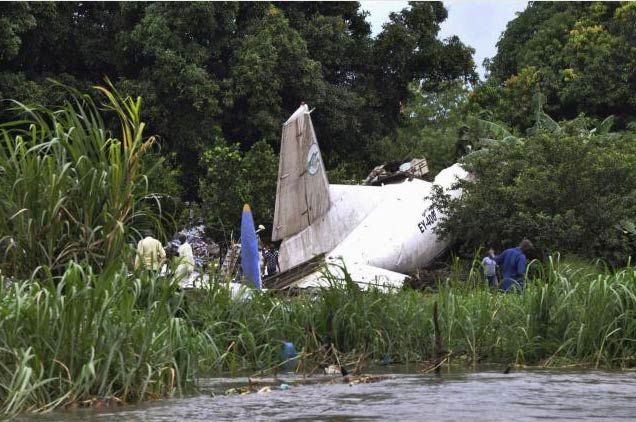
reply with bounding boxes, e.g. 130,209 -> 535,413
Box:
265,104 -> 471,290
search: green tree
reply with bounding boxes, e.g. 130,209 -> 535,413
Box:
199,140 -> 278,237
373,2 -> 477,126
368,81 -> 475,175
433,118 -> 636,265
223,5 -> 324,147
479,2 -> 636,130
0,2 -> 35,61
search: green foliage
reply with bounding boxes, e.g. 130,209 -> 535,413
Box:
199,140 -> 278,235
479,2 -> 636,130
433,124 -> 636,264
0,82 -> 161,278
0,2 -> 476,202
367,81 -> 475,175
5,257 -> 636,415
0,3 -> 35,61
141,150 -> 183,199
225,5 -> 324,146
0,263 -> 201,416
372,2 -> 477,127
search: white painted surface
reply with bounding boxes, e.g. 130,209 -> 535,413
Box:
278,184 -> 386,271
274,105 -> 470,289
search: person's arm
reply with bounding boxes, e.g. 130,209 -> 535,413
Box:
159,243 -> 166,264
517,254 -> 527,280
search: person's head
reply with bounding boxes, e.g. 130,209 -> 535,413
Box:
488,247 -> 495,257
143,229 -> 153,238
519,239 -> 534,255
178,233 -> 187,244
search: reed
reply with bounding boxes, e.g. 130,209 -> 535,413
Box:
2,256 -> 636,416
0,81 -> 164,279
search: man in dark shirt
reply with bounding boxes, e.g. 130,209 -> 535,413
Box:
264,244 -> 280,276
495,239 -> 533,292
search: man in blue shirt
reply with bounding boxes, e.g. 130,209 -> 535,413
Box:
495,240 -> 533,292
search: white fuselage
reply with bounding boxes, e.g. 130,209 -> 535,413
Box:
278,164 -> 469,287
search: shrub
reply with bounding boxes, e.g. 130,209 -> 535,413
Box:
433,126 -> 636,264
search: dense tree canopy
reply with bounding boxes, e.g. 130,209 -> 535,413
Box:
0,1 -> 476,203
476,1 -> 636,131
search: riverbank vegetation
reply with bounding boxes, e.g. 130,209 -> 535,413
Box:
3,257 -> 636,416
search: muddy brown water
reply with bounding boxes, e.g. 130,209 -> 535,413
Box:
21,369 -> 636,421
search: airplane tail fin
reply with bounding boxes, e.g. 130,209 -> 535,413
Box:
272,104 -> 330,241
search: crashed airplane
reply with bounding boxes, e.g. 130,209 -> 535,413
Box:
264,104 -> 470,289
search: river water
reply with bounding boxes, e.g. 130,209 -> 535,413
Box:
25,369 -> 636,421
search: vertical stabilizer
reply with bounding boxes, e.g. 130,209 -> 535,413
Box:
272,104 -> 330,241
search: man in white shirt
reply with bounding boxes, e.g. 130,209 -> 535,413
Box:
134,232 -> 166,271
175,234 -> 195,280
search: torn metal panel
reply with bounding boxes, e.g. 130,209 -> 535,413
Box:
363,158 -> 429,186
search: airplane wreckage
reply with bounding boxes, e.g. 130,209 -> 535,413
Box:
260,104 -> 470,290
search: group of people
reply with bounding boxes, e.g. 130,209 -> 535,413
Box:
481,239 -> 534,292
134,231 -> 195,279
133,229 -> 282,282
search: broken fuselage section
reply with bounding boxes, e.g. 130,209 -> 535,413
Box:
266,104 -> 469,289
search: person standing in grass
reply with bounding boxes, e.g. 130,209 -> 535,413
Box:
175,234 -> 195,280
495,239 -> 533,292
134,231 -> 166,272
482,248 -> 498,288
263,243 -> 280,276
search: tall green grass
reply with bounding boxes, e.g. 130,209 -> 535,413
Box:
0,81 -> 163,278
2,257 -> 636,416
0,263 -> 205,416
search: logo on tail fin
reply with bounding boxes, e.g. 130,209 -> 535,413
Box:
307,144 -> 320,175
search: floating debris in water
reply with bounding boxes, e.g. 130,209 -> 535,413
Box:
345,375 -> 390,386
222,374 -> 391,397
324,364 -> 342,375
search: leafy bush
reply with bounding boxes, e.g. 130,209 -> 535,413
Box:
433,123 -> 636,264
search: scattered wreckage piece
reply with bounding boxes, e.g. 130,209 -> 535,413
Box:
222,373 -> 391,396
166,225 -> 220,270
363,157 -> 429,186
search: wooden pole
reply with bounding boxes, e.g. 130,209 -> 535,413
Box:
433,301 -> 442,375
